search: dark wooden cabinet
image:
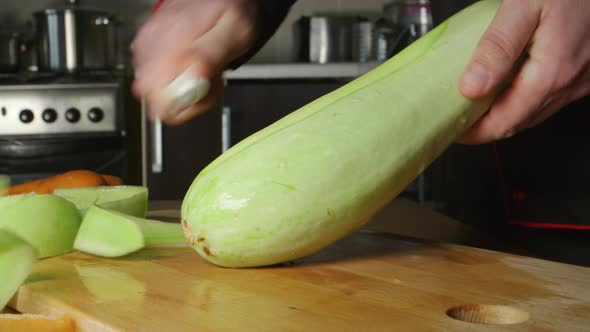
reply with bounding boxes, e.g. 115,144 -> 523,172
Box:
223,80 -> 348,147
144,106 -> 222,200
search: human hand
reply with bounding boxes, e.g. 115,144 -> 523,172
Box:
131,0 -> 260,125
458,0 -> 590,144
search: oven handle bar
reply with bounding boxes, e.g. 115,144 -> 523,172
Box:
151,115 -> 163,174
141,98 -> 164,175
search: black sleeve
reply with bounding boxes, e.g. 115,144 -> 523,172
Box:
430,0 -> 477,26
228,0 -> 297,69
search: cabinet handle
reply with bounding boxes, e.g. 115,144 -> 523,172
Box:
222,106 -> 231,153
141,99 -> 164,175
152,114 -> 164,174
141,98 -> 164,174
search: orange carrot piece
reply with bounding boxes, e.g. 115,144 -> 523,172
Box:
101,174 -> 124,186
5,170 -> 107,195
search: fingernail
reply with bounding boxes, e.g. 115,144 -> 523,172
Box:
461,63 -> 490,97
165,69 -> 210,113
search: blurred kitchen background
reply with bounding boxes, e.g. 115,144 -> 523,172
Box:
1,0 -> 588,237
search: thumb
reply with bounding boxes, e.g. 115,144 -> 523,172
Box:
460,0 -> 540,99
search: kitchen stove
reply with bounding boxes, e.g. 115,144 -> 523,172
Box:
0,71 -> 124,137
0,71 -> 130,185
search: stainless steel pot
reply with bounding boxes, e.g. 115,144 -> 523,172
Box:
352,20 -> 375,63
33,0 -> 118,73
296,15 -> 362,64
0,32 -> 20,72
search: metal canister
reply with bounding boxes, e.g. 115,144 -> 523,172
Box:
401,0 -> 433,40
382,0 -> 405,26
33,0 -> 118,73
0,32 -> 20,72
352,20 -> 375,63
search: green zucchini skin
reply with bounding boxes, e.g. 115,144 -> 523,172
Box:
0,194 -> 81,258
182,0 -> 503,267
0,230 -> 36,310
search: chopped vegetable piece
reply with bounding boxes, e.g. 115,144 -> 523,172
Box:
74,206 -> 186,257
0,230 -> 36,310
0,195 -> 81,258
54,186 -> 148,218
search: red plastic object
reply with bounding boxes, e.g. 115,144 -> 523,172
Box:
508,220 -> 590,230
152,0 -> 165,13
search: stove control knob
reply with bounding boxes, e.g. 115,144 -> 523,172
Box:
19,109 -> 34,123
42,108 -> 58,123
65,108 -> 81,123
87,107 -> 104,123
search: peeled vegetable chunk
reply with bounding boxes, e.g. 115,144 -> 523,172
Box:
181,0 -> 506,267
0,195 -> 81,258
74,206 -> 186,257
54,186 -> 148,218
0,230 -> 36,310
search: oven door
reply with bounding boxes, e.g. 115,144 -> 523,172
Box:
0,133 -> 127,185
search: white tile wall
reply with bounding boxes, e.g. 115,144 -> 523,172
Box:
0,0 -> 391,63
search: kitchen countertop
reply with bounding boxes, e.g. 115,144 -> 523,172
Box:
7,197 -> 590,331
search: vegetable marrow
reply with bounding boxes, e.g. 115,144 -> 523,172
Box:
182,0 -> 505,267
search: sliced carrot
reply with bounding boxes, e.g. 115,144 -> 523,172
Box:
101,174 -> 124,186
5,179 -> 46,195
5,170 -> 107,195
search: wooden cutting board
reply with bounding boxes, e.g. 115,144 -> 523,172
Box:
8,226 -> 590,331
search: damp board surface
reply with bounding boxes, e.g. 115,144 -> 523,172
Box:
8,204 -> 590,331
